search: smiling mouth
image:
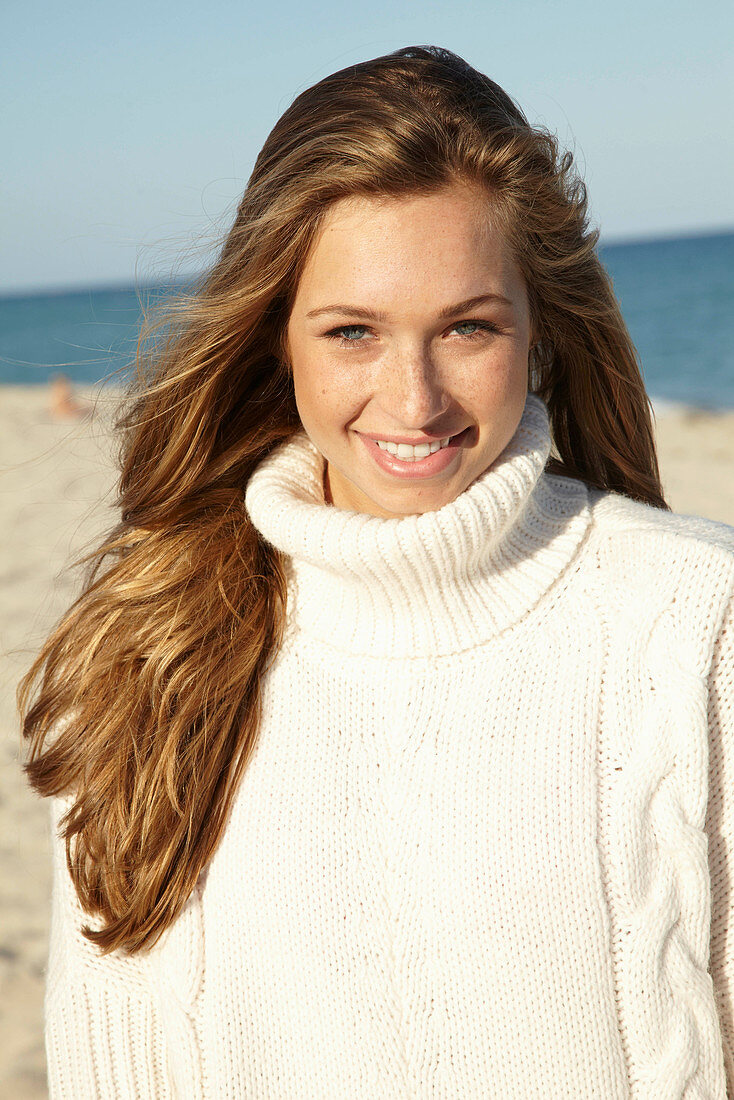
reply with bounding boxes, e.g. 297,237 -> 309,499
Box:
358,427 -> 471,477
373,434 -> 455,460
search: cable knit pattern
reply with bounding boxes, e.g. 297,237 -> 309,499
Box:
44,392 -> 734,1098
588,540 -> 734,1097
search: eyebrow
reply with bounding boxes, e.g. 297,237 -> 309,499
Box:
305,292 -> 513,322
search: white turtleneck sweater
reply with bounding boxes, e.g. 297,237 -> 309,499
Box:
44,393 -> 734,1099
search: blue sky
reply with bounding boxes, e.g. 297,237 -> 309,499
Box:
3,0 -> 733,293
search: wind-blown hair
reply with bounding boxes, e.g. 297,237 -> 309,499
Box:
18,45 -> 667,956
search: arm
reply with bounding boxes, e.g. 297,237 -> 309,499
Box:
44,795 -> 174,1099
708,595 -> 734,1097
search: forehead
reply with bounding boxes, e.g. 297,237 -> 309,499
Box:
294,183 -> 521,304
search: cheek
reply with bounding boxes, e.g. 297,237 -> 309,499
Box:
292,359 -> 364,431
458,354 -> 527,413
292,358 -> 328,412
491,358 -> 528,398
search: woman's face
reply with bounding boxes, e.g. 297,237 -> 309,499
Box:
285,182 -> 534,517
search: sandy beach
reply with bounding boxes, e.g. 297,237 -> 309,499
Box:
2,383 -> 734,1097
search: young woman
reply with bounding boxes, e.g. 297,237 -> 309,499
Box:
20,45 -> 734,1099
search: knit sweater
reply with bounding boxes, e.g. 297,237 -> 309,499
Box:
44,392 -> 734,1099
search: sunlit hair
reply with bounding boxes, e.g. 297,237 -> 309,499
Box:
18,44 -> 668,956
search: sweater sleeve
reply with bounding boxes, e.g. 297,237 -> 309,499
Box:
44,794 -> 174,1099
708,595 -> 734,1098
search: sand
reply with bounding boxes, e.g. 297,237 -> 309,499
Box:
2,383 -> 734,1096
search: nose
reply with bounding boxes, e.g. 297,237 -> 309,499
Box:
377,348 -> 450,427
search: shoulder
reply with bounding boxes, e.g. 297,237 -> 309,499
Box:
552,479 -> 734,642
582,484 -> 734,570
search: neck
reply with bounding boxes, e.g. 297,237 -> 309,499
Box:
245,394 -> 592,658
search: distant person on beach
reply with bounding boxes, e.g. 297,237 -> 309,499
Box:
19,45 -> 734,1098
47,373 -> 89,420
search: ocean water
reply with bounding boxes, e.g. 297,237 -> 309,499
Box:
1,230 -> 733,408
598,230 -> 734,410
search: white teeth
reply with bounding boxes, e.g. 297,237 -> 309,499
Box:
375,435 -> 453,460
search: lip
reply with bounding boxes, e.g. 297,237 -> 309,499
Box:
358,426 -> 471,479
358,430 -> 459,446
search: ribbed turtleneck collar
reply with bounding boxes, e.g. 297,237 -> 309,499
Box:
244,393 -> 591,657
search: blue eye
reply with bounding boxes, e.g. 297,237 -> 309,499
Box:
324,320 -> 497,348
452,320 -> 496,339
326,325 -> 367,344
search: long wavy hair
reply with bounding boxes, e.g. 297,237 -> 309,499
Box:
18,44 -> 668,957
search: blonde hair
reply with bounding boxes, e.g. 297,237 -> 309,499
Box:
19,44 -> 667,956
